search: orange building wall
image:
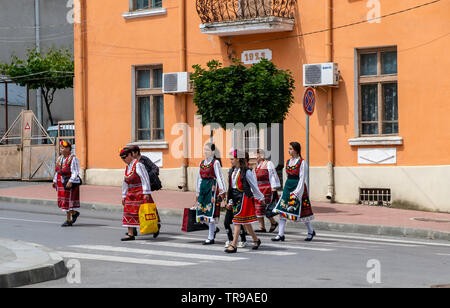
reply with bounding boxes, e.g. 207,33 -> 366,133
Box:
75,0 -> 450,174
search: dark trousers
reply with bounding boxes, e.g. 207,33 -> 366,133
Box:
224,209 -> 247,242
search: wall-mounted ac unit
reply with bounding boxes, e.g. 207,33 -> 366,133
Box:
162,72 -> 192,94
303,62 -> 339,87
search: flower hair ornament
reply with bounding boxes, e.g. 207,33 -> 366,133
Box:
119,147 -> 129,157
60,140 -> 70,147
229,147 -> 238,158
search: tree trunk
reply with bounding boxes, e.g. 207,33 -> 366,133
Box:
41,87 -> 55,126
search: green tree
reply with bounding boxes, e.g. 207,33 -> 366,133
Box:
191,58 -> 295,129
0,47 -> 74,126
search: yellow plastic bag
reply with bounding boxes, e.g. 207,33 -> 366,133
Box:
139,203 -> 159,234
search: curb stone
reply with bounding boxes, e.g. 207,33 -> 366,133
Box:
0,239 -> 67,288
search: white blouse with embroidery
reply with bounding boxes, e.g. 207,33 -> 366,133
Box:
231,168 -> 265,202
196,157 -> 227,196
122,159 -> 151,198
254,160 -> 281,189
53,155 -> 81,184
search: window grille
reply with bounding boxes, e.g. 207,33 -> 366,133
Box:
359,188 -> 391,206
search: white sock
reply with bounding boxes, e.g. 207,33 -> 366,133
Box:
305,221 -> 314,234
278,218 -> 286,237
208,223 -> 216,240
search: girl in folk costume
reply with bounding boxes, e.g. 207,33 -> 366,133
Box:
223,152 -> 250,249
53,140 -> 81,227
120,147 -> 159,241
224,149 -> 265,253
272,142 -> 316,242
254,149 -> 281,233
196,143 -> 226,245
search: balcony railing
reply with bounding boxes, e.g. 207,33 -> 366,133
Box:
196,0 -> 297,23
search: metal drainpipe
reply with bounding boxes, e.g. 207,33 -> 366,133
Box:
35,0 -> 43,125
326,0 -> 335,202
77,0 -> 88,181
179,0 -> 189,191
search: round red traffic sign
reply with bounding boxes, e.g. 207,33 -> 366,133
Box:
303,87 -> 315,116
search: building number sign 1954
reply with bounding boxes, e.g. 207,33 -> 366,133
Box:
241,49 -> 272,65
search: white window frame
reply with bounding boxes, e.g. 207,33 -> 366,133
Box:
131,65 -> 167,148
123,0 -> 166,19
350,46 -> 402,146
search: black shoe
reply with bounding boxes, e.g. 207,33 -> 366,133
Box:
61,220 -> 72,227
304,230 -> 316,242
255,228 -> 267,233
203,239 -> 215,245
124,229 -> 138,237
252,239 -> 261,250
214,227 -> 220,239
71,211 -> 80,224
224,245 -> 237,253
153,224 -> 161,239
269,222 -> 279,233
271,235 -> 285,242
121,235 -> 135,241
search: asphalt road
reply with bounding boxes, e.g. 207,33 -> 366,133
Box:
0,200 -> 449,288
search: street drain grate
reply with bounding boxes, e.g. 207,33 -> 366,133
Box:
412,218 -> 450,223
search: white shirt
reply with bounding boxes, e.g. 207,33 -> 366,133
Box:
122,160 -> 151,198
254,160 -> 281,189
196,157 -> 227,196
288,157 -> 308,199
231,168 -> 265,202
53,155 -> 80,184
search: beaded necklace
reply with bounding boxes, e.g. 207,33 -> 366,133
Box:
125,160 -> 138,179
286,157 -> 301,172
200,158 -> 215,170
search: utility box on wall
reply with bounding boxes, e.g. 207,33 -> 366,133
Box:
303,62 -> 339,87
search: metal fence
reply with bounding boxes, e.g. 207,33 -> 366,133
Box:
196,0 -> 297,23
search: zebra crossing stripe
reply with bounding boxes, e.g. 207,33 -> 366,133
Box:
164,235 -> 334,252
69,245 -> 247,261
57,251 -> 196,267
134,241 -> 298,256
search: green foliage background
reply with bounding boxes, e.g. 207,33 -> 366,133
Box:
0,47 -> 74,125
191,59 -> 295,129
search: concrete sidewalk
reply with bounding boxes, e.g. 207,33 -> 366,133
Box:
0,238 -> 67,288
0,181 -> 449,241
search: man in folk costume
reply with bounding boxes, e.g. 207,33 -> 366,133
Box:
272,142 -> 316,242
120,147 -> 159,241
253,149 -> 281,233
196,143 -> 226,245
224,149 -> 265,253
53,140 -> 81,227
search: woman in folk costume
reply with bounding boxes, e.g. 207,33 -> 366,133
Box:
53,140 -> 81,227
196,143 -> 226,245
253,149 -> 281,233
272,142 -> 316,242
224,149 -> 265,253
120,147 -> 158,241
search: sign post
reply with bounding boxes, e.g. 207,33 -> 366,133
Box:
303,87 -> 315,190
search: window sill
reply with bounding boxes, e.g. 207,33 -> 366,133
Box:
122,8 -> 166,19
127,141 -> 168,150
348,136 -> 403,146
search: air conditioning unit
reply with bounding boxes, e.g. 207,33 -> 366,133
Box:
162,72 -> 193,94
303,62 -> 339,87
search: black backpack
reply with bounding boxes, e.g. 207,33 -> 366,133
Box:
140,156 -> 162,191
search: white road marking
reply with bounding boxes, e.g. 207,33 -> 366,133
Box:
166,235 -> 334,252
0,216 -> 57,225
69,245 -> 247,261
133,240 -> 298,256
57,251 -> 196,267
436,253 -> 450,256
317,232 -> 450,248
